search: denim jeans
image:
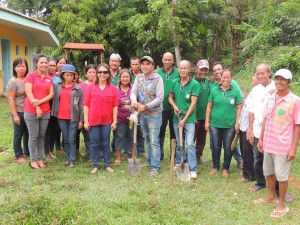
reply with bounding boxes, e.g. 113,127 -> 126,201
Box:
115,122 -> 133,150
159,110 -> 176,160
76,128 -> 91,160
24,113 -> 50,161
12,112 -> 29,159
140,113 -> 162,171
123,119 -> 145,156
253,137 -> 266,188
232,144 -> 243,164
89,124 -> 111,169
173,123 -> 197,172
210,126 -> 235,170
58,119 -> 78,164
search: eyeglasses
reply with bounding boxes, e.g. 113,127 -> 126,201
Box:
98,71 -> 109,74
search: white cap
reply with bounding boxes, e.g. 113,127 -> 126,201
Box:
274,69 -> 292,80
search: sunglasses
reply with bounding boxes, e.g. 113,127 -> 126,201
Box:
98,70 -> 109,74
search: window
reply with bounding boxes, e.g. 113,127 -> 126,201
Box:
25,46 -> 28,56
16,45 -> 19,55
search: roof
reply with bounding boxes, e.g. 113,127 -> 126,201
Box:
63,43 -> 105,51
0,6 -> 59,46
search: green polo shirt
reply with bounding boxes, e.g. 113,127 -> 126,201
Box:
170,77 -> 200,123
209,79 -> 244,98
208,85 -> 243,128
111,73 -> 119,86
156,67 -> 180,111
195,77 -> 210,120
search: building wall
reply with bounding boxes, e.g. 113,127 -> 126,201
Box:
0,24 -> 31,93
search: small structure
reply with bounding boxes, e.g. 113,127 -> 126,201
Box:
63,43 -> 105,64
0,6 -> 59,93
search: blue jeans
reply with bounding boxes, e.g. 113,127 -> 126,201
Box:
115,122 -> 133,150
58,119 -> 78,164
173,123 -> 197,172
12,112 -> 29,159
89,124 -> 111,169
140,113 -> 162,171
232,144 -> 243,164
210,126 -> 235,170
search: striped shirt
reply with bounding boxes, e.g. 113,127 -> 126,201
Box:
263,91 -> 300,156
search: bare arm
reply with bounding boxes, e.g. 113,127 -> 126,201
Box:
179,96 -> 198,127
84,105 -> 90,131
288,124 -> 300,161
257,117 -> 266,153
7,91 -> 20,124
235,104 -> 242,133
205,102 -> 213,132
169,92 -> 180,115
111,106 -> 118,131
247,112 -> 255,144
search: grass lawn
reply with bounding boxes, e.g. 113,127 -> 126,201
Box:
0,96 -> 300,224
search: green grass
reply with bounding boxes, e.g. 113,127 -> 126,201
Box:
0,96 -> 300,224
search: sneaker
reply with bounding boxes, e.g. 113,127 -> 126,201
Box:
198,158 -> 207,165
149,170 -> 158,177
190,171 -> 197,179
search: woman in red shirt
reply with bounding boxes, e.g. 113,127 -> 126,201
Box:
84,63 -> 118,174
24,53 -> 54,170
51,64 -> 84,168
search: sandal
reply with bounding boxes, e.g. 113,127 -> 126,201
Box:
239,178 -> 250,183
209,168 -> 218,176
249,185 -> 265,192
90,168 -> 99,174
254,198 -> 278,204
29,161 -> 40,171
106,167 -> 114,173
114,160 -> 121,166
222,170 -> 229,178
270,206 -> 289,218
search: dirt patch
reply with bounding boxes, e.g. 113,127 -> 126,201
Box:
289,175 -> 300,189
0,179 -> 7,186
0,147 -> 9,153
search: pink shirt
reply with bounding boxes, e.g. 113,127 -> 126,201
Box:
263,91 -> 300,156
24,71 -> 53,114
84,83 -> 118,126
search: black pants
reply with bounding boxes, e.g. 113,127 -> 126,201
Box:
253,137 -> 266,188
44,116 -> 60,154
239,131 -> 255,180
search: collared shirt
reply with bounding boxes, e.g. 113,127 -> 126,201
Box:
130,72 -> 164,113
170,77 -> 200,123
239,93 -> 251,132
57,83 -> 75,120
156,66 -> 179,111
263,91 -> 300,156
24,71 -> 53,114
248,80 -> 275,138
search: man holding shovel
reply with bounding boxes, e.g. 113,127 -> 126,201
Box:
169,60 -> 200,179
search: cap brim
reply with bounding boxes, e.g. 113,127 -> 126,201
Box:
199,66 -> 209,69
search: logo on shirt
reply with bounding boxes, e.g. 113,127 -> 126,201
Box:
46,79 -> 51,82
230,98 -> 235,105
185,93 -> 191,100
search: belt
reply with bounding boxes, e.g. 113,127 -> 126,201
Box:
143,111 -> 159,115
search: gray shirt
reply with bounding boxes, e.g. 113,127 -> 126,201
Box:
7,78 -> 26,112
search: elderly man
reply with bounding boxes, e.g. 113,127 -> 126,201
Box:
254,69 -> 300,218
156,52 -> 179,160
131,56 -> 164,176
109,53 -> 122,86
247,63 -> 275,192
169,60 -> 200,179
194,59 -> 210,165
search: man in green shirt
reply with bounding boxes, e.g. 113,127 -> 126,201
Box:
156,52 -> 179,160
169,60 -> 200,179
194,59 -> 210,165
109,53 -> 121,86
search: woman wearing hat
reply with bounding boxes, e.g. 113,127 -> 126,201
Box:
84,63 -> 118,174
51,64 -> 84,168
24,53 -> 54,170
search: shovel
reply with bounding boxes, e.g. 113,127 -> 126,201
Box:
176,111 -> 190,181
128,121 -> 141,175
231,132 -> 239,151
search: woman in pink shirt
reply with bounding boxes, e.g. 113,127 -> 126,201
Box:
78,65 -> 97,162
24,54 -> 54,170
84,63 -> 118,174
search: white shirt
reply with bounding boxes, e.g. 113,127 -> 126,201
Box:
248,80 -> 275,138
239,93 -> 251,132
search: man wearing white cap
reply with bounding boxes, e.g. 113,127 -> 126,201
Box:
254,69 -> 300,218
131,56 -> 164,176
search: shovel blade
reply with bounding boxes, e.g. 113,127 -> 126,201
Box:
176,163 -> 190,181
128,158 -> 141,175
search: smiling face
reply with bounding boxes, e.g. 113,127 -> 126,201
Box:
97,66 -> 110,83
63,72 -> 75,85
212,64 -> 223,81
162,53 -> 174,71
221,70 -> 232,87
141,60 -> 154,76
109,57 -> 121,71
35,57 -> 48,74
178,61 -> 190,79
255,64 -> 271,86
197,67 -> 209,79
57,58 -> 67,72
120,72 -> 131,86
48,60 -> 57,75
275,75 -> 290,91
14,61 -> 27,77
86,68 -> 97,82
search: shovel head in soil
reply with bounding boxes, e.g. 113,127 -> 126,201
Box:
176,163 -> 190,181
128,158 -> 141,175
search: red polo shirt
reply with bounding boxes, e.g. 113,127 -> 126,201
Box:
24,71 -> 53,114
84,83 -> 118,126
58,83 -> 74,120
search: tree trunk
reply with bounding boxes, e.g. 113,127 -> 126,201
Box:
172,0 -> 181,67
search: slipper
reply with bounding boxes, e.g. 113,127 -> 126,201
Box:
209,168 -> 219,176
254,198 -> 278,204
106,167 -> 114,173
90,168 -> 99,174
114,160 -> 121,166
222,170 -> 229,178
249,186 -> 265,192
239,178 -> 250,183
29,162 -> 40,171
285,194 -> 294,202
270,207 -> 289,218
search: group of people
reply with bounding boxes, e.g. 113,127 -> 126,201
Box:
7,51 -> 300,218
